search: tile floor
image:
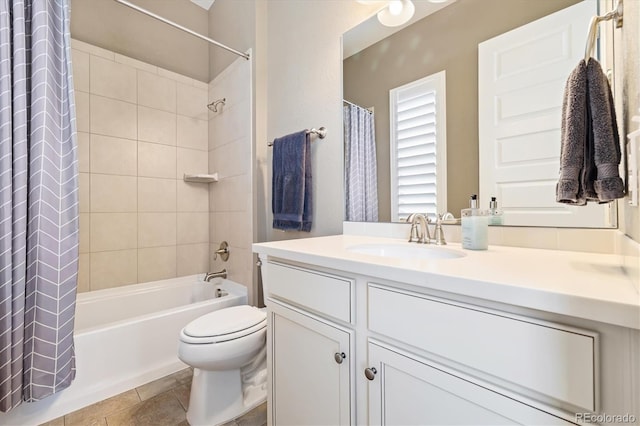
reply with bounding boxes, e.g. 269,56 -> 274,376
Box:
40,368 -> 267,426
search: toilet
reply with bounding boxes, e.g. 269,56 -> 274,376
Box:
178,305 -> 268,426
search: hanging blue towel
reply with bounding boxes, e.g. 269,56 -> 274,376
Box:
272,130 -> 312,232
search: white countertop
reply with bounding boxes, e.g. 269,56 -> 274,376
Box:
253,235 -> 640,330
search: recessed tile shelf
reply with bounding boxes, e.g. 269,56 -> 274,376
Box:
183,173 -> 219,183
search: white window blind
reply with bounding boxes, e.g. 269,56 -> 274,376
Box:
390,71 -> 447,222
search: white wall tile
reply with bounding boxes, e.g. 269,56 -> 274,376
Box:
158,67 -> 202,87
211,211 -> 252,249
90,134 -> 137,176
138,106 -> 177,146
90,95 -> 137,139
72,49 -> 90,93
138,70 -> 176,113
177,243 -> 209,276
90,174 -> 137,212
209,174 -> 250,213
77,253 -> 90,293
177,116 -> 208,151
177,148 -> 208,179
177,212 -> 209,244
138,177 -> 177,212
90,249 -> 137,290
71,39 -> 114,60
211,138 -> 250,179
138,142 -> 177,179
177,83 -> 208,120
138,212 -> 177,248
209,99 -> 250,147
90,213 -> 138,252
79,213 -> 90,254
138,246 -> 177,282
79,172 -> 90,213
77,132 -> 90,173
75,91 -> 90,133
177,181 -> 209,212
114,53 -> 158,74
90,55 -> 137,103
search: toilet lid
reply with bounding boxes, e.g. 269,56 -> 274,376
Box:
182,305 -> 266,339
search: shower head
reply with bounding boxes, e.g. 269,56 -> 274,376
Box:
207,98 -> 226,112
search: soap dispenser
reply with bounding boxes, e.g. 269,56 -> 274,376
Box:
461,194 -> 488,250
488,197 -> 504,225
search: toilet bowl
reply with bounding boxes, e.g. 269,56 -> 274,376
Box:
178,305 -> 267,426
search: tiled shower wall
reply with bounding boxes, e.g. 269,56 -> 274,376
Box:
72,39 -> 211,292
208,56 -> 254,300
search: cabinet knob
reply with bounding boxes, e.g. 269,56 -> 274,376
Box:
364,367 -> 377,380
334,352 -> 346,364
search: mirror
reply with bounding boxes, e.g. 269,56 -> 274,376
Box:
342,0 -> 606,225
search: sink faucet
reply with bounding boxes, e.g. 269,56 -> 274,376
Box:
204,269 -> 227,281
406,213 -> 447,245
406,213 -> 431,244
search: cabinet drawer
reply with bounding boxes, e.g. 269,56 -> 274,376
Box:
368,284 -> 597,412
266,261 -> 353,323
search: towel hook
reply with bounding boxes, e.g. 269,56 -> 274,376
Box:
584,0 -> 623,62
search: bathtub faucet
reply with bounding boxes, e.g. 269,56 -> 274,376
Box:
204,269 -> 227,281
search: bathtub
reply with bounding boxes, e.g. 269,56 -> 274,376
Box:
0,274 -> 246,426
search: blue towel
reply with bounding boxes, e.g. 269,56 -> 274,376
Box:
272,130 -> 312,232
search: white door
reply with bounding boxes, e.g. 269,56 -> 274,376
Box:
366,341 -> 572,425
478,1 -> 615,227
268,301 -> 353,425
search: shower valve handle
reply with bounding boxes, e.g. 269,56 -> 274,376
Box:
214,241 -> 230,261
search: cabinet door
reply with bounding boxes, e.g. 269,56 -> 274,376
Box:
367,342 -> 572,425
268,300 -> 353,425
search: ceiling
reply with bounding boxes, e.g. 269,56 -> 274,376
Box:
343,0 -> 457,59
190,0 -> 214,10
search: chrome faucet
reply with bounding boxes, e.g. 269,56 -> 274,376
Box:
406,213 -> 447,245
204,269 -> 227,281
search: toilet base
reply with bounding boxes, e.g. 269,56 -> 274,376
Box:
186,363 -> 267,425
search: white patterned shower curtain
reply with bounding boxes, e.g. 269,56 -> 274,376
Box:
0,0 -> 79,412
344,103 -> 378,222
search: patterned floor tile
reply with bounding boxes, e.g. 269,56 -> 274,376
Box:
65,389 -> 140,426
104,390 -> 186,426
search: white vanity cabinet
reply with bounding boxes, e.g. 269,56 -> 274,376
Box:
257,250 -> 639,426
264,261 -> 355,425
366,341 -> 571,425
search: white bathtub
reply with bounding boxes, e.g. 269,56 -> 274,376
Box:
0,274 -> 246,426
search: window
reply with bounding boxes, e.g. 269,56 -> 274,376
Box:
389,71 -> 447,222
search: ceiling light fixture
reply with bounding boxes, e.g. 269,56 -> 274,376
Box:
377,0 -> 415,27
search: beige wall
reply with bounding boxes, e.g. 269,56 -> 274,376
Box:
344,0 -> 579,221
70,0 -> 209,82
207,0 -> 256,79
263,0 -> 380,240
72,40 -> 211,292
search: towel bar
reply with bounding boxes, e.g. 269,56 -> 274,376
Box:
268,127 -> 327,147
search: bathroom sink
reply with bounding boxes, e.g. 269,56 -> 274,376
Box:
346,243 -> 466,260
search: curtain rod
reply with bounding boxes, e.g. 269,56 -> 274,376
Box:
112,0 -> 250,60
343,99 -> 373,114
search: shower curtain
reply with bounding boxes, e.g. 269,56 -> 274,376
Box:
0,0 -> 79,412
344,103 -> 378,222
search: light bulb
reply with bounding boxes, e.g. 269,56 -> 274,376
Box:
377,0 -> 415,27
388,0 -> 403,15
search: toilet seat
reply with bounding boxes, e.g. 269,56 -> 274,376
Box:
180,305 -> 267,344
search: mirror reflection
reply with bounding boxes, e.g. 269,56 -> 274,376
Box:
343,0 -> 616,227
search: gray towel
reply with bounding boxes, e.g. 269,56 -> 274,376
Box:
557,59 -> 624,204
272,130 -> 313,232
587,59 -> 625,202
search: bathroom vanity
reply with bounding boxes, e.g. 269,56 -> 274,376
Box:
253,235 -> 640,425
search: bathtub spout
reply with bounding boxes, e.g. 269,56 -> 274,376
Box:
204,269 -> 227,281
